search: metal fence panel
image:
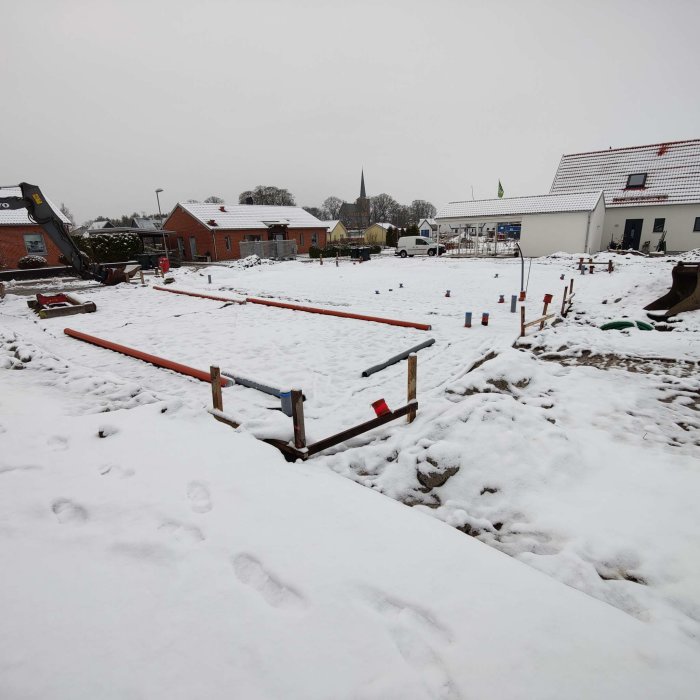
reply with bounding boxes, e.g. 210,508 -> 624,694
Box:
239,240 -> 298,260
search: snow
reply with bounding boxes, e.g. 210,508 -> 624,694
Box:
1,250 -> 700,697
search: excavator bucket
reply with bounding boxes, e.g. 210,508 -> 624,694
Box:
645,262 -> 700,318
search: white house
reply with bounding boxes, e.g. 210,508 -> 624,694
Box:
550,139 -> 700,252
436,192 -> 605,257
437,138 -> 700,255
417,218 -> 437,238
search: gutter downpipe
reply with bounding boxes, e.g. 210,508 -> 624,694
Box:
212,231 -> 219,261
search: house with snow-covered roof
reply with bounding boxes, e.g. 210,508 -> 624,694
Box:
417,218 -> 437,238
0,186 -> 72,270
322,220 -> 347,242
550,139 -> 700,252
436,138 -> 700,255
363,222 -> 395,245
436,192 -> 605,257
162,202 -> 327,261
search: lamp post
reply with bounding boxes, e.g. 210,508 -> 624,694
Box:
155,188 -> 167,260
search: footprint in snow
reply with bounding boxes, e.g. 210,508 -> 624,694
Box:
47,435 -> 69,451
232,553 -> 305,610
360,589 -> 459,700
158,520 -> 205,544
187,481 -> 212,513
52,498 -> 88,524
98,463 -> 135,478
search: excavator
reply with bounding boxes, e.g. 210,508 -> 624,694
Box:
0,182 -> 127,285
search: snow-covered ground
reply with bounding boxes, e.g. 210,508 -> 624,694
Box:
1,251 -> 699,697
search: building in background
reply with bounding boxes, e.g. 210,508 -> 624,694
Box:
339,171 -> 371,230
162,202 -> 327,261
550,139 -> 700,252
437,138 -> 700,255
322,220 -> 347,242
417,218 -> 437,238
436,192 -> 605,257
0,186 -> 71,269
363,222 -> 394,245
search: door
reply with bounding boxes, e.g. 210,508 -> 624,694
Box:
413,238 -> 430,255
189,236 -> 197,259
622,219 -> 643,250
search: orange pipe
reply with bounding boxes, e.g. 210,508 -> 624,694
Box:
63,328 -> 230,387
245,298 -> 432,331
153,285 -> 245,304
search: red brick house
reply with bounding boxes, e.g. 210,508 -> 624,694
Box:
162,202 -> 327,261
0,187 -> 72,269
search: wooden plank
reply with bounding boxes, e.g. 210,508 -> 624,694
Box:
520,305 -> 526,337
209,409 -> 239,429
210,366 -> 223,411
291,389 -> 306,449
523,313 -> 556,329
306,403 -> 416,457
407,354 -> 417,423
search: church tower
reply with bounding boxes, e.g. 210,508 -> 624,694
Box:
339,169 -> 371,231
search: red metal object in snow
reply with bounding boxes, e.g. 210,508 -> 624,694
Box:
371,398 -> 391,417
543,293 -> 553,304
159,257 -> 170,274
37,293 -> 69,306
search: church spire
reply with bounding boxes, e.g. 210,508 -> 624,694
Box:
360,169 -> 366,199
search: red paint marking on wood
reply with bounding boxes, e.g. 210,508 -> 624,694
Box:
246,297 -> 432,331
63,328 -> 230,386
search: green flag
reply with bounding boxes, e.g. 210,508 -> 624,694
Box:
498,180 -> 504,198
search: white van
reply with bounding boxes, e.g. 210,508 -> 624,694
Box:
395,236 -> 445,258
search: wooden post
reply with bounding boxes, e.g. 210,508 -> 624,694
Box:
589,258 -> 594,274
520,305 -> 526,337
407,353 -> 417,423
608,259 -> 613,273
210,366 -> 223,412
291,389 -> 306,449
335,252 -> 339,267
320,253 -> 323,265
561,286 -> 568,316
569,277 -> 574,295
540,301 -> 550,329
139,269 -> 145,285
578,257 -> 584,270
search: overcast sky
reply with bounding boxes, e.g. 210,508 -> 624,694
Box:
3,0 -> 699,224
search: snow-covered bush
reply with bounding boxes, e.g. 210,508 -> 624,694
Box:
17,255 -> 47,269
74,232 -> 140,263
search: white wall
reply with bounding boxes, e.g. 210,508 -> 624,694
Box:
519,211 -> 590,256
603,203 -> 700,252
586,194 -> 606,252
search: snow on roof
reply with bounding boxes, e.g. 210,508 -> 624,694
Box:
176,202 -> 325,230
0,186 -> 71,226
89,220 -> 113,230
550,139 -> 700,207
321,220 -> 340,230
131,217 -> 160,230
372,222 -> 394,230
436,191 -> 603,219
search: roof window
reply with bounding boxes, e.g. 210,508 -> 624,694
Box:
626,173 -> 647,189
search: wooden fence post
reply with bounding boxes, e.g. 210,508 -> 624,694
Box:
210,366 -> 223,411
608,259 -> 613,273
561,286 -> 568,316
520,305 -> 526,337
540,300 -> 550,329
407,353 -> 417,423
569,278 -> 574,295
291,389 -> 306,449
589,258 -> 594,274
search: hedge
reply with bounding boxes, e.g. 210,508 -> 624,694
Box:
73,232 -> 140,263
309,244 -> 382,259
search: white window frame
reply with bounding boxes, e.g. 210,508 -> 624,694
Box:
24,233 -> 47,254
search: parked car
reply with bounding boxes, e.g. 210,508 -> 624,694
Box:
395,236 -> 446,258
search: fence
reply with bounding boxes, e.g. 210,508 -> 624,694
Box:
238,240 -> 298,260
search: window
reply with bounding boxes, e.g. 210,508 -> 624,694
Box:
24,233 -> 47,254
300,234 -> 304,246
420,229 -> 429,236
311,233 -> 318,246
416,238 -> 428,245
694,217 -> 700,232
626,173 -> 647,189
653,218 -> 665,233
225,236 -> 231,251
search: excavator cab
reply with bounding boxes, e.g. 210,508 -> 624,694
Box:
645,262 -> 700,318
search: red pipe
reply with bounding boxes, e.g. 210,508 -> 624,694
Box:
63,328 -> 230,387
245,298 -> 432,331
153,285 -> 245,304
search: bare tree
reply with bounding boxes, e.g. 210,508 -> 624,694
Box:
408,199 -> 437,223
321,196 -> 343,220
392,204 -> 410,228
370,193 -> 398,223
60,203 -> 75,226
303,206 -> 324,219
204,195 -> 224,204
238,185 -> 296,206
